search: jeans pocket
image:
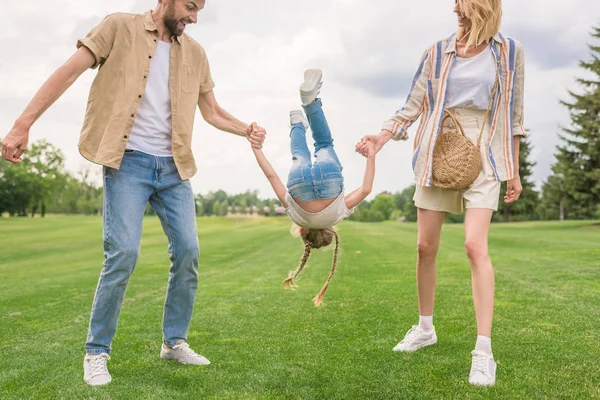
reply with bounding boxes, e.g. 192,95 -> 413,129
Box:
287,166 -> 306,188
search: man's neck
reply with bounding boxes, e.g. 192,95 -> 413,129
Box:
151,9 -> 174,43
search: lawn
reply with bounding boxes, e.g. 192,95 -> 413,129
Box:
1,216 -> 599,399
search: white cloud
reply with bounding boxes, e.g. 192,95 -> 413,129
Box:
1,0 -> 599,198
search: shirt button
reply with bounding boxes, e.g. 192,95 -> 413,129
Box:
138,95 -> 142,99
124,135 -> 128,139
131,114 -> 135,117
143,75 -> 147,79
149,55 -> 152,59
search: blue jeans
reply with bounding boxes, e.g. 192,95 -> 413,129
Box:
287,99 -> 344,202
85,150 -> 199,354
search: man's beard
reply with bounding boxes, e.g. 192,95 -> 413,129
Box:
163,4 -> 184,36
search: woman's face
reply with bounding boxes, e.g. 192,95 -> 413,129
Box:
454,0 -> 472,29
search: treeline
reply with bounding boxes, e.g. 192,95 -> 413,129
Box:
2,25 -> 599,222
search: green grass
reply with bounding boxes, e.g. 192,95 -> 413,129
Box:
1,216 -> 599,399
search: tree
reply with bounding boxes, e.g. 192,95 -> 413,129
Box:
22,140 -> 66,217
540,25 -> 600,220
495,136 -> 539,222
213,200 -> 221,217
370,193 -> 396,220
402,185 -> 418,222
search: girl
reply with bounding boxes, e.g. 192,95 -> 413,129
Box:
252,69 -> 376,306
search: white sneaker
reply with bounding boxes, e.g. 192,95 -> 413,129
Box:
290,110 -> 309,130
300,69 -> 323,105
83,353 -> 112,386
469,350 -> 497,386
393,325 -> 438,352
160,342 -> 211,365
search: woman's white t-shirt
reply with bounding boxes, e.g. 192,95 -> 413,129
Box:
445,45 -> 496,110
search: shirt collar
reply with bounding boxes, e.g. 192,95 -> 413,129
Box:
444,32 -> 502,54
142,10 -> 182,44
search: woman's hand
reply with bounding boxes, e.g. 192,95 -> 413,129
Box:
355,130 -> 392,157
504,174 -> 523,204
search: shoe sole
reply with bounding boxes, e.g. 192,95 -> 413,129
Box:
160,352 -> 211,365
300,69 -> 323,101
469,380 -> 496,387
84,377 -> 112,386
393,337 -> 438,352
290,110 -> 308,128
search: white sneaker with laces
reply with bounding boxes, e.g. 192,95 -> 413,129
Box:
469,350 -> 497,386
160,342 -> 211,365
83,353 -> 112,386
393,325 -> 438,352
300,69 -> 323,105
290,110 -> 309,130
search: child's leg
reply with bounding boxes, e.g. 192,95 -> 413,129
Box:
304,100 -> 343,170
303,99 -> 334,154
289,121 -> 311,169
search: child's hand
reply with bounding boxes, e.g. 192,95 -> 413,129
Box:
363,138 -> 376,158
247,122 -> 266,149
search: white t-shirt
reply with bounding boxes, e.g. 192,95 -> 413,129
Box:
445,45 -> 496,110
127,41 -> 173,157
285,192 -> 354,229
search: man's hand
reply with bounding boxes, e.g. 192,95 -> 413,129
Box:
246,122 -> 266,149
504,174 -> 523,204
2,123 -> 30,163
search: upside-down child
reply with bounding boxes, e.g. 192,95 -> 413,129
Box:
251,69 -> 376,306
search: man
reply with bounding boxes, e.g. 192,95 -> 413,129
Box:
1,0 -> 265,386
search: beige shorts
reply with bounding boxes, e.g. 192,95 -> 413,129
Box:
413,108 -> 501,215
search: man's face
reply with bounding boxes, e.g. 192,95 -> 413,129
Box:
163,0 -> 205,36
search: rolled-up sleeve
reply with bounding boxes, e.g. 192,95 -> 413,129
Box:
198,47 -> 215,94
512,41 -> 527,137
382,48 -> 431,141
76,15 -> 118,69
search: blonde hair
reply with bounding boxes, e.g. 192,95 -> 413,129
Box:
456,0 -> 502,48
282,227 -> 340,307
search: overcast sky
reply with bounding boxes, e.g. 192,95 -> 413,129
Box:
1,0 -> 599,198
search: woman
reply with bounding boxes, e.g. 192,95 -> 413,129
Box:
356,0 -> 526,386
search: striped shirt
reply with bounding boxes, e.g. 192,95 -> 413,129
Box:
383,32 -> 526,186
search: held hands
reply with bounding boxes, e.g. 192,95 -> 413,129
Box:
355,130 -> 391,158
2,124 -> 29,163
504,174 -> 523,204
246,122 -> 266,150
362,138 -> 376,158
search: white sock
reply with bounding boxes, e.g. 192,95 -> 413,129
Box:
418,315 -> 433,332
475,335 -> 492,356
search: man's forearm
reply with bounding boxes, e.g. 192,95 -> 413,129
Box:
206,105 -> 248,136
16,64 -> 83,129
15,48 -> 93,130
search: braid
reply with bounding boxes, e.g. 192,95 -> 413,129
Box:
283,241 -> 312,289
313,232 -> 340,307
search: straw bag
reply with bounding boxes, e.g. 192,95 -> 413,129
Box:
431,59 -> 500,191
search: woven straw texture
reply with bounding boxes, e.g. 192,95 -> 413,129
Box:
432,111 -> 481,190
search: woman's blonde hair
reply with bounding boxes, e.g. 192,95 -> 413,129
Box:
457,0 -> 502,48
283,227 -> 339,307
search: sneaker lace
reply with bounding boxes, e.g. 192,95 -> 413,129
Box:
89,354 -> 109,377
400,325 -> 422,345
471,351 -> 490,376
174,342 -> 199,358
